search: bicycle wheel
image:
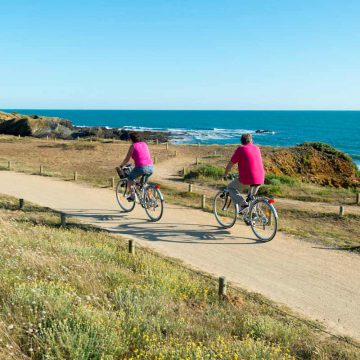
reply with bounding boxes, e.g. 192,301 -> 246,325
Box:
116,179 -> 136,212
144,186 -> 164,222
249,198 -> 278,241
213,190 -> 238,228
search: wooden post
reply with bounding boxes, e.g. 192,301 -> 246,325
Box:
197,142 -> 200,148
356,193 -> 360,205
19,198 -> 24,210
174,150 -> 177,157
154,156 -> 158,164
196,157 -> 199,166
7,160 -> 11,170
74,171 -> 78,181
128,239 -> 135,254
156,139 -> 159,145
111,177 -> 115,189
218,276 -> 227,297
77,136 -> 80,141
188,184 -> 193,192
201,195 -> 206,209
166,142 -> 169,150
40,165 -> 44,175
339,206 -> 345,217
18,134 -> 21,139
46,135 -> 49,141
183,167 -> 186,177
60,213 -> 66,227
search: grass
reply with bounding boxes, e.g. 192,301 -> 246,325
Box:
0,194 -> 358,359
278,208 -> 360,250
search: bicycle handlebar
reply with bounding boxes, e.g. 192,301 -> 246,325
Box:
225,173 -> 237,180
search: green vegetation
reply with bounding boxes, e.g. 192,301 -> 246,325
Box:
265,174 -> 299,187
303,142 -> 353,162
0,195 -> 358,359
185,164 -> 224,181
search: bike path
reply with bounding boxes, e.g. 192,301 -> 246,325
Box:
1,171 -> 360,340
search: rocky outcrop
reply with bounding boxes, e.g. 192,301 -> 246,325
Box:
262,142 -> 359,188
0,111 -> 170,142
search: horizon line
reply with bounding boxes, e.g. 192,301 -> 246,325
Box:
2,108 -> 360,112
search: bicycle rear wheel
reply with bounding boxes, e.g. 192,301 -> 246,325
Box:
249,198 -> 278,241
116,179 -> 136,212
213,190 -> 238,228
144,186 -> 164,222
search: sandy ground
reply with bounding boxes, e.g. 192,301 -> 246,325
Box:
1,171 -> 360,340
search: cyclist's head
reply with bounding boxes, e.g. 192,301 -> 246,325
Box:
241,133 -> 252,145
129,132 -> 142,143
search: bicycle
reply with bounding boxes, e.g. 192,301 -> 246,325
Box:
213,174 -> 278,241
115,165 -> 164,222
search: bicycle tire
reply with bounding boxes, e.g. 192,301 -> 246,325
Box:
213,190 -> 238,228
249,198 -> 278,241
144,186 -> 164,222
115,179 -> 136,212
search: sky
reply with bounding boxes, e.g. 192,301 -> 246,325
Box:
0,0 -> 359,110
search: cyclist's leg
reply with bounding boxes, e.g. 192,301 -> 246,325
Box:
127,167 -> 143,200
140,165 -> 154,184
248,184 -> 261,199
227,178 -> 247,207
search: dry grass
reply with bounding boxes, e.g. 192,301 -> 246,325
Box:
0,194 -> 358,359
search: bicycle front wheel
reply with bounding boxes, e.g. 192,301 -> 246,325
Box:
116,179 -> 136,212
144,186 -> 164,222
213,191 -> 238,228
249,198 -> 278,241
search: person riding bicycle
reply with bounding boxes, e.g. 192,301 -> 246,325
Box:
223,133 -> 265,212
116,132 -> 154,202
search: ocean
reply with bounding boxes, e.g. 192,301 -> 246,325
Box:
4,110 -> 360,168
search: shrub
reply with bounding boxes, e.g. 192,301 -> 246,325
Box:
302,142 -> 353,162
185,164 -> 224,180
258,185 -> 282,196
265,174 -> 299,186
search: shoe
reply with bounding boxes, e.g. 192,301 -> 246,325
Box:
126,194 -> 135,202
238,204 -> 249,214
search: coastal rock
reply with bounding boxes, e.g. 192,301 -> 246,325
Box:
262,142 -> 359,188
0,111 -> 170,142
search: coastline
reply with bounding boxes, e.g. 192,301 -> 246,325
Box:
1,109 -> 360,169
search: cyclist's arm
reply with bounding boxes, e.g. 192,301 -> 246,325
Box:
224,160 -> 235,178
120,145 -> 133,167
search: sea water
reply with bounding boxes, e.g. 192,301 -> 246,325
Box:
4,110 -> 360,168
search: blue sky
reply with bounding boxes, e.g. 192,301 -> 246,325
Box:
1,0 -> 359,109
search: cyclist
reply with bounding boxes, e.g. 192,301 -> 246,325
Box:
116,132 -> 154,202
223,133 -> 265,212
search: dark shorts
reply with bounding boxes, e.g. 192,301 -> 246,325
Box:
127,166 -> 154,181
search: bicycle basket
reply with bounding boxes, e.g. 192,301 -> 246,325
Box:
118,166 -> 133,179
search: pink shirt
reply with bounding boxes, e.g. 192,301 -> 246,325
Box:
230,143 -> 265,185
131,142 -> 153,167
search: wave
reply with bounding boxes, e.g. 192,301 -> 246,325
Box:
121,125 -> 276,144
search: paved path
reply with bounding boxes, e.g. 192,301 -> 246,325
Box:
1,171 -> 360,339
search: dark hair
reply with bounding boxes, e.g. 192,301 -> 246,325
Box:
241,133 -> 252,145
129,132 -> 142,143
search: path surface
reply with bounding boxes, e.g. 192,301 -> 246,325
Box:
1,171 -> 360,340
